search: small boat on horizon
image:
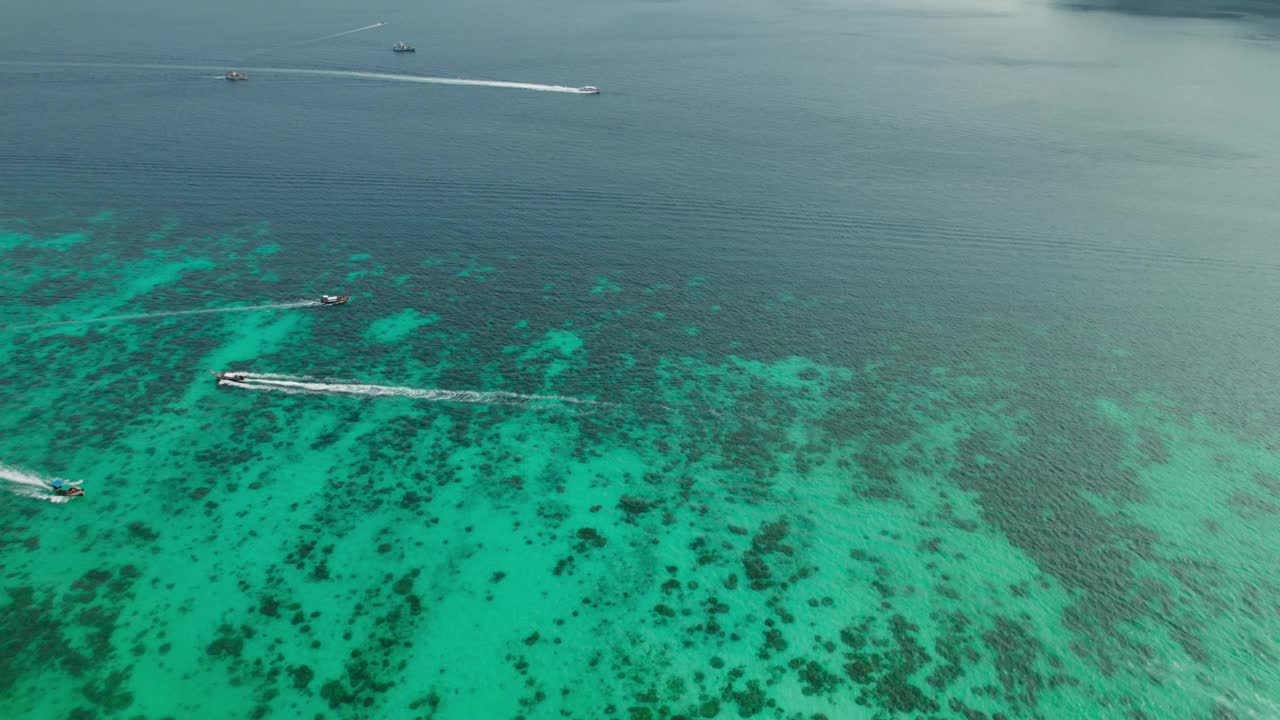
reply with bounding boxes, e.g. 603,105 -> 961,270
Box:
225,70 -> 248,81
392,42 -> 416,53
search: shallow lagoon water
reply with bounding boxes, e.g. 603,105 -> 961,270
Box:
2,216 -> 1277,719
3,0 -> 1280,718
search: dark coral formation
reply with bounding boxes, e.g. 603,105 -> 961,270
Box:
1,216 -> 1273,719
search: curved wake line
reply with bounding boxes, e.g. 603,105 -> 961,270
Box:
220,372 -> 604,407
7,300 -> 319,330
2,61 -> 596,94
0,463 -> 78,504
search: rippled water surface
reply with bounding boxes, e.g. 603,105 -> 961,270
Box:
2,1 -> 1279,718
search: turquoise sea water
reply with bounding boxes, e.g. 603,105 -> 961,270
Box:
3,1 -> 1280,718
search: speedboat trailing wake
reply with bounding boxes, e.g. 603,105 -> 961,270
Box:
0,463 -> 83,503
0,61 -> 599,95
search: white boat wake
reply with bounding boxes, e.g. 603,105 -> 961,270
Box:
0,463 -> 80,504
241,22 -> 388,60
9,299 -> 319,330
0,61 -> 598,94
217,372 -> 604,407
258,67 -> 595,93
309,22 -> 386,42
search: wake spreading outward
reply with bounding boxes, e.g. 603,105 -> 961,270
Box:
241,22 -> 388,60
7,299 -> 319,330
249,67 -> 596,94
2,61 -> 600,95
308,22 -> 387,42
0,463 -> 82,504
212,372 -> 603,408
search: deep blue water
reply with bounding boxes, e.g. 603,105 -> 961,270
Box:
3,1 -> 1280,718
5,2 -> 1279,361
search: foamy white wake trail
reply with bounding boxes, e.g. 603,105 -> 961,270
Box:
222,373 -> 601,407
240,371 -> 321,381
0,463 -> 74,504
249,67 -> 589,93
0,62 -> 595,95
12,300 -> 318,330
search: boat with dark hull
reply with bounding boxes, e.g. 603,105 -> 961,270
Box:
225,70 -> 249,81
211,371 -> 248,382
392,42 -> 416,53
